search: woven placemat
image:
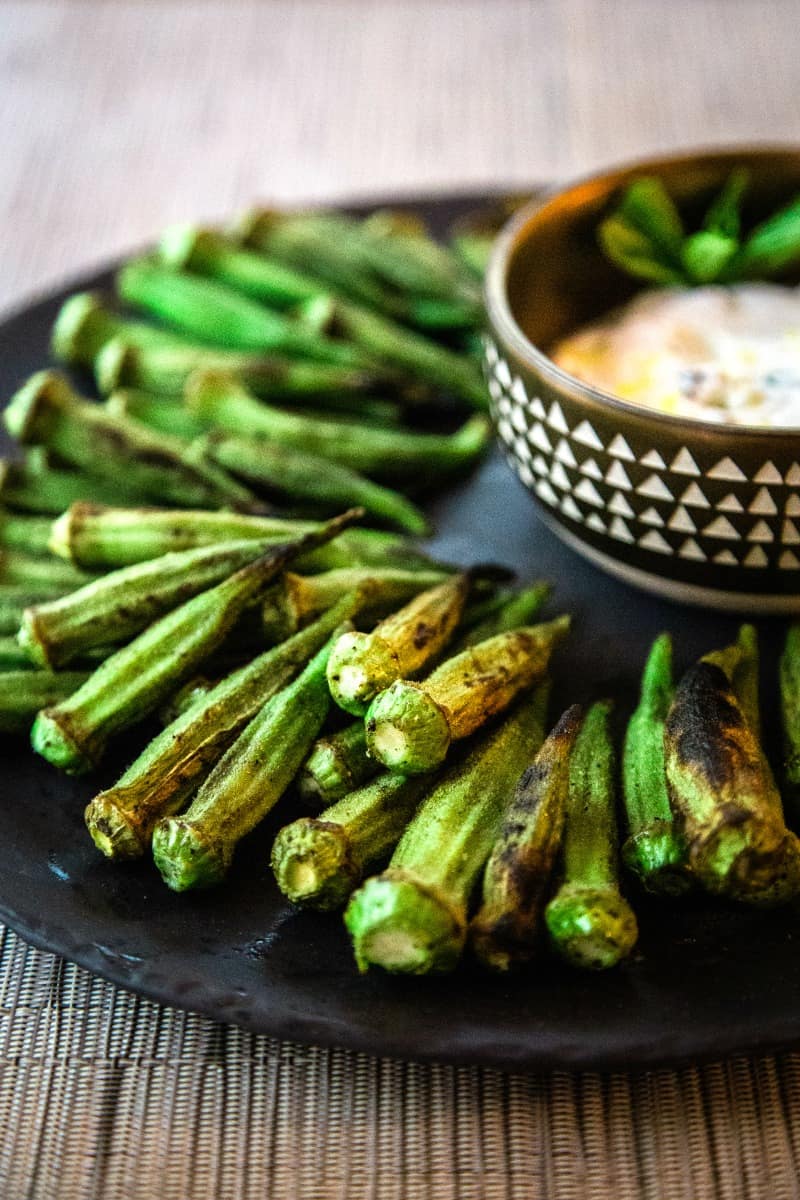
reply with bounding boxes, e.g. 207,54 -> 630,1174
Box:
1,926 -> 798,1199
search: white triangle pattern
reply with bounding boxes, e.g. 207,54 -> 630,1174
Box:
780,551 -> 800,570
608,433 -> 635,461
783,520 -> 800,545
641,449 -> 667,470
579,457 -> 603,480
748,487 -> 778,516
716,492 -> 743,513
571,420 -> 604,451
605,460 -> 633,490
638,506 -> 664,528
708,456 -> 747,482
744,546 -> 769,568
547,402 -> 569,434
714,549 -> 739,566
555,438 -> 578,468
670,448 -> 701,476
754,461 -> 783,485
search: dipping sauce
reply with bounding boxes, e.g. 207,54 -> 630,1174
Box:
552,283 -> 800,427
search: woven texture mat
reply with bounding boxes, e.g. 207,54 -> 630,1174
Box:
2,928 -> 799,1199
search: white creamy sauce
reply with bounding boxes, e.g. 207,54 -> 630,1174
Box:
551,283 -> 800,427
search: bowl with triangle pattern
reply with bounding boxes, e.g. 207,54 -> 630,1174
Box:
484,146 -> 800,613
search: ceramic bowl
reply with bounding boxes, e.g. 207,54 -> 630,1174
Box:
484,147 -> 800,612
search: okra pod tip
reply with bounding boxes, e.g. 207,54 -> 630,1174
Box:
271,819 -> 359,911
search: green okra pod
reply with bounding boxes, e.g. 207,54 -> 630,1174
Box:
0,670 -> 90,734
47,501 -> 419,574
327,572 -> 471,716
298,295 -> 488,409
0,456 -> 149,514
365,616 -> 570,774
51,292 -> 194,367
104,390 -> 210,442
95,334 -> 388,407
117,258 -> 372,369
31,510 -> 361,772
781,623 -> 800,796
665,625 -> 800,906
85,593 -> 360,859
297,720 -> 375,807
272,770 -> 432,911
4,372 -> 257,511
545,701 -> 639,970
0,550 -> 94,591
261,566 -> 448,645
0,584 -> 70,635
621,633 -> 691,895
185,371 -> 491,484
344,686 -> 549,975
454,581 -> 550,649
0,635 -> 36,671
19,537 -> 299,668
151,634 -> 340,890
0,512 -> 54,555
358,208 -> 482,305
470,704 -> 582,972
199,431 -> 430,535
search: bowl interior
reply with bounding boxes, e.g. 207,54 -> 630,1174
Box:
505,147 -> 800,357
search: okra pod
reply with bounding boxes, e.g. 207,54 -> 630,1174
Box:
104,390 -> 210,442
545,701 -> 639,970
272,771 -> 432,911
199,431 -> 430,534
298,720 -> 375,807
454,582 -> 550,649
152,634 -> 340,890
51,292 -> 193,367
3,372 -> 257,511
0,670 -> 90,734
665,626 -> 800,905
344,686 -> 549,974
47,501 -> 420,574
85,593 -> 360,859
261,566 -> 448,645
0,456 -> 149,514
0,550 -> 94,591
327,573 -> 471,716
470,704 -> 582,972
365,616 -> 570,774
0,635 -> 36,671
20,537 -> 298,668
298,296 -> 488,409
185,371 -> 491,484
0,512 -> 54,555
781,623 -> 800,795
95,334 -> 387,405
117,258 -> 372,369
359,209 -> 481,305
621,634 -> 691,895
0,584 -> 70,635
31,510 -> 360,772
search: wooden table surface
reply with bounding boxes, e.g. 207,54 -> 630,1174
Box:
2,0 -> 798,316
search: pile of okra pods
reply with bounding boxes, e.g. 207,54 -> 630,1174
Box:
3,203 -> 800,976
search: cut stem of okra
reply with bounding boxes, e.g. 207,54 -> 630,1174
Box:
297,720 -> 375,808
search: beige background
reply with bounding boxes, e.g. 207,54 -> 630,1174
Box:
3,3 -> 800,1197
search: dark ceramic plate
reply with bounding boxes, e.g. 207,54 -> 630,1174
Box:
1,195 -> 799,1072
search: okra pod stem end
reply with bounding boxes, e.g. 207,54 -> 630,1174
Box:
85,794 -> 148,860
365,682 -> 451,774
326,630 -> 402,716
544,886 -> 638,971
152,817 -> 230,891
344,869 -> 464,974
31,706 -> 93,774
271,819 -> 359,911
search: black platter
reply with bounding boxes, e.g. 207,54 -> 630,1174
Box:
0,195 -> 798,1071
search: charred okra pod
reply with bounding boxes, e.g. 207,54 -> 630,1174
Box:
327,573 -> 471,716
261,566 -> 447,645
665,625 -> 800,905
781,623 -> 800,796
19,537 -> 294,668
621,633 -> 691,895
470,704 -> 582,972
365,616 -> 570,774
3,372 -> 256,511
199,431 -> 430,534
545,701 -> 639,970
48,502 -> 429,574
85,593 -> 360,859
0,670 -> 90,734
344,686 -> 549,974
117,258 -> 372,369
185,371 -> 490,484
152,634 -> 340,890
272,771 -> 432,911
31,511 -> 360,772
0,512 -> 54,555
297,720 -> 375,807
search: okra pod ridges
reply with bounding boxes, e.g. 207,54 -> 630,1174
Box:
621,633 -> 691,896
31,510 -> 361,773
666,625 -> 800,906
0,670 -> 90,734
85,593 -> 362,860
151,633 -> 341,890
19,537 -> 293,669
298,720 -> 375,806
545,701 -> 639,971
272,771 -> 429,910
0,512 -> 54,555
470,704 -> 582,973
327,573 -> 471,716
344,687 -> 549,974
365,616 -> 570,775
